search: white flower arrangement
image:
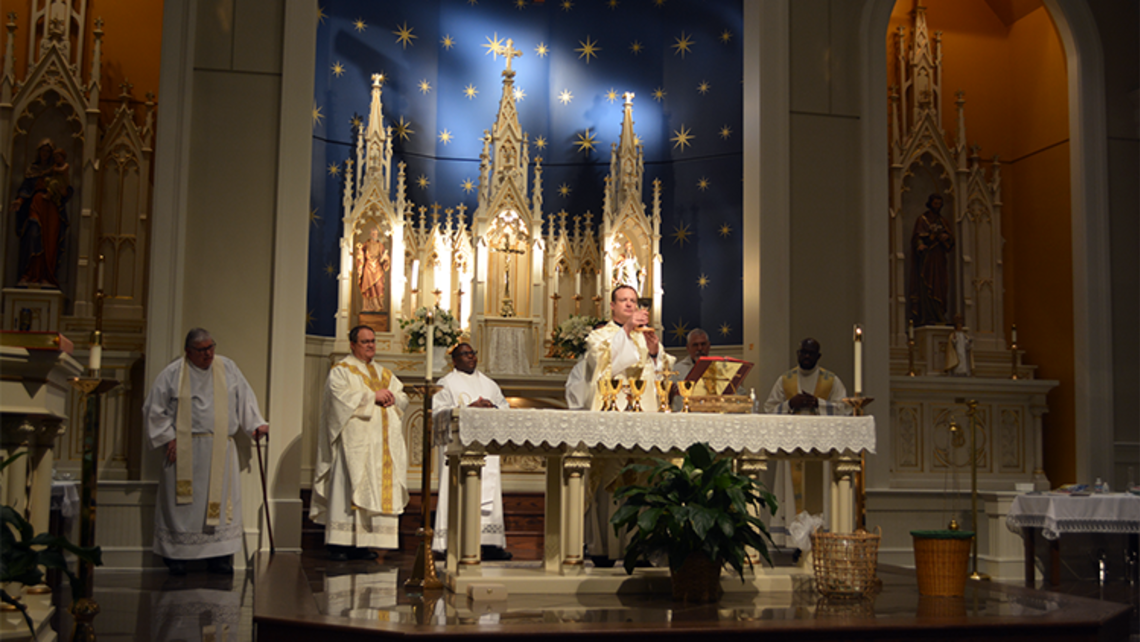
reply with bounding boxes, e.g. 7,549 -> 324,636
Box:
553,314 -> 606,359
399,306 -> 462,352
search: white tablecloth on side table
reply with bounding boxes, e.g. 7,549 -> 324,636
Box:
1006,493 -> 1140,540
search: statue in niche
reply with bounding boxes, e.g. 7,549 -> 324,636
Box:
943,314 -> 973,377
611,238 -> 644,295
12,139 -> 71,288
356,226 -> 390,312
908,194 -> 955,326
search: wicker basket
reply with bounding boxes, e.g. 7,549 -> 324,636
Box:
811,527 -> 881,599
911,530 -> 974,597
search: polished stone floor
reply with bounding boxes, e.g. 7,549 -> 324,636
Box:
36,548 -> 1138,641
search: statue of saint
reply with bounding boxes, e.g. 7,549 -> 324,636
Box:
356,227 -> 390,312
611,239 -> 644,295
908,194 -> 955,326
12,139 -> 71,288
943,314 -> 973,376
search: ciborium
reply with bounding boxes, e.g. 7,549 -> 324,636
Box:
676,380 -> 697,413
626,378 -> 647,412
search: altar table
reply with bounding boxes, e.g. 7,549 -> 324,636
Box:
434,407 -> 876,593
1006,492 -> 1140,587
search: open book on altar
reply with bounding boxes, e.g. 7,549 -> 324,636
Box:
685,356 -> 753,395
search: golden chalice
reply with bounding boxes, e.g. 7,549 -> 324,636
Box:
676,380 -> 697,413
654,378 -> 673,413
627,378 -> 648,412
610,378 -> 625,411
596,377 -> 615,411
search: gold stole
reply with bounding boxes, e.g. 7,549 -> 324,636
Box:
175,359 -> 233,526
781,368 -> 835,404
335,361 -> 395,513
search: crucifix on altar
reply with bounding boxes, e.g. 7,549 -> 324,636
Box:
493,232 -> 526,317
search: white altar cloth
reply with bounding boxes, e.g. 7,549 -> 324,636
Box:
437,407 -> 876,456
433,408 -> 876,595
1006,493 -> 1140,540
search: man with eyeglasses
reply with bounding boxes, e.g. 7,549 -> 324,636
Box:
312,325 -> 410,561
431,342 -> 512,561
144,328 -> 269,576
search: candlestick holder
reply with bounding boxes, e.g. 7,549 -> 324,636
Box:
406,383 -> 443,591
572,294 -> 582,315
1009,341 -> 1019,380
592,295 -> 602,317
906,337 -> 916,376
843,394 -> 874,531
432,289 -> 442,307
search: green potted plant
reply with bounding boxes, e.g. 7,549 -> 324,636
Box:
611,442 -> 779,603
551,314 -> 605,359
1,452 -> 102,638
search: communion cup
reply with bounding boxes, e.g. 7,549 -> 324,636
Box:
677,380 -> 697,413
627,378 -> 648,412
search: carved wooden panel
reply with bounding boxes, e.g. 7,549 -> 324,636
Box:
895,404 -> 922,471
998,406 -> 1023,472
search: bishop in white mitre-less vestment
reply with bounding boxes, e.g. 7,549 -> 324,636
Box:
145,338 -> 267,565
431,343 -> 508,555
312,341 -> 409,550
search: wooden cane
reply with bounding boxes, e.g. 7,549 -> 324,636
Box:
255,433 -> 275,554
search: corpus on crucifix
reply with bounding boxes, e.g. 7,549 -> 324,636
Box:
493,227 -> 526,318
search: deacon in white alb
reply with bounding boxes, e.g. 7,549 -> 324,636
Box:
312,325 -> 409,561
432,342 -> 511,560
144,328 -> 268,576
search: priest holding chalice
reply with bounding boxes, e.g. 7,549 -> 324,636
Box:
580,284 -> 675,565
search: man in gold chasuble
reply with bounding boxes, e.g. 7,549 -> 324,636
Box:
313,325 -> 409,561
581,285 -> 675,563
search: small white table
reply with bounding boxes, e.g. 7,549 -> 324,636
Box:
435,407 -> 876,593
1006,492 -> 1140,586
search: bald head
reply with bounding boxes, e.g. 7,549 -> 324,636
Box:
796,338 -> 821,371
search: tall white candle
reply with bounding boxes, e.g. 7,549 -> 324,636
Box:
1011,324 -> 1017,346
89,343 -> 102,372
595,271 -> 601,295
907,319 -> 914,341
411,260 -> 420,291
425,312 -> 434,381
575,272 -> 581,296
853,324 -> 863,395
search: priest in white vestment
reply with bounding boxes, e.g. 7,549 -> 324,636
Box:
312,325 -> 409,561
565,320 -> 610,409
145,328 -> 268,576
763,338 -> 850,416
670,327 -> 711,411
582,285 -> 675,563
432,342 -> 511,560
763,337 -> 850,547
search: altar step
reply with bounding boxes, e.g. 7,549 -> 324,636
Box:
299,489 -> 545,559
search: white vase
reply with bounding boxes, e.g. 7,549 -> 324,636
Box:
432,347 -> 448,373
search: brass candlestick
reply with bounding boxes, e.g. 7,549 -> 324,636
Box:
960,398 -> 991,581
405,383 -> 443,591
572,294 -> 582,316
843,395 -> 874,531
593,294 -> 602,317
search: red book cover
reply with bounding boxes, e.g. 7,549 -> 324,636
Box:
685,356 -> 753,395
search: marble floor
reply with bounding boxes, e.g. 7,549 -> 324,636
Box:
29,548 -> 1137,641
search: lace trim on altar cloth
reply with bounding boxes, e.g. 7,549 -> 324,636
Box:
1007,514 -> 1140,540
437,407 -> 876,455
326,519 -> 399,535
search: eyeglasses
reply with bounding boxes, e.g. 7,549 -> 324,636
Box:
453,350 -> 477,358
190,343 -> 216,354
